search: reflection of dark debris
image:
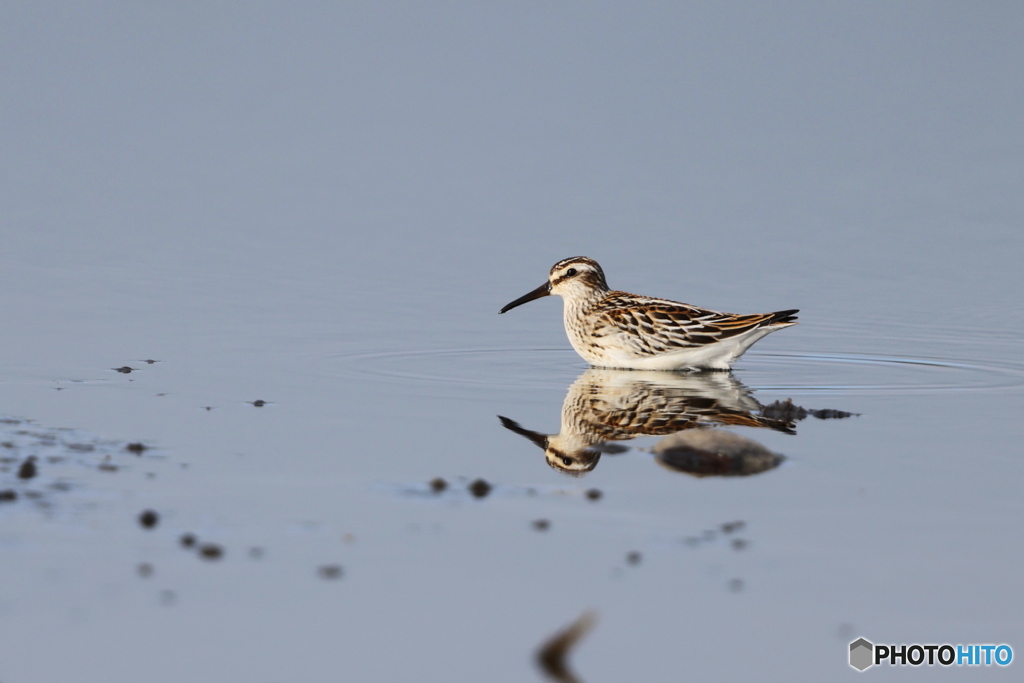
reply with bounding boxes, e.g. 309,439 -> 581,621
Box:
18,457 -> 38,479
180,533 -> 197,548
594,443 -> 629,454
318,564 -> 343,580
468,478 -> 492,498
125,442 -> 148,454
249,547 -> 265,559
429,477 -> 448,493
720,521 -> 745,534
536,611 -> 596,683
66,443 -> 95,453
137,563 -> 154,578
50,481 -> 72,492
250,400 -> 267,407
198,543 -> 223,560
683,536 -> 701,546
142,359 -> 160,364
626,551 -> 642,566
761,398 -> 857,422
0,490 -> 17,502
160,590 -> 176,606
98,462 -> 118,472
139,510 -> 159,529
113,366 -> 136,374
728,578 -> 744,593
202,406 -> 214,411
731,538 -> 749,551
585,488 -> 602,501
653,429 -> 784,477
702,529 -> 717,541
532,519 -> 551,531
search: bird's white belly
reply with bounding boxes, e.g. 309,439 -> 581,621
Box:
570,325 -> 780,370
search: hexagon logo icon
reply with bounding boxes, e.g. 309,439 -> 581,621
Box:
850,638 -> 874,671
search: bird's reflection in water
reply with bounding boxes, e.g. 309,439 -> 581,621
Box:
499,368 -> 794,476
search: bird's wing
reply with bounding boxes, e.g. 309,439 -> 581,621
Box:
590,292 -> 797,355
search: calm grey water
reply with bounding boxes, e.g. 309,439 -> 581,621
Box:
2,4 -> 1023,681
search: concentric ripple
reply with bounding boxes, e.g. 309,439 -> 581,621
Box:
330,347 -> 1024,396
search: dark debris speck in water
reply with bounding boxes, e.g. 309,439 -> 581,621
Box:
251,400 -> 267,407
180,533 -> 197,548
585,488 -> 602,501
761,398 -> 857,421
721,520 -> 745,534
429,477 -> 448,493
125,442 -> 148,454
0,489 -> 17,502
626,551 -> 642,565
728,578 -> 744,593
318,564 -> 343,580
139,510 -> 159,529
198,543 -> 224,560
532,519 -> 551,531
18,457 -> 37,480
113,366 -> 136,374
137,563 -> 154,578
731,538 -> 749,551
468,478 -> 492,498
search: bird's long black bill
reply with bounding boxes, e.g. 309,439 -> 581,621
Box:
497,416 -> 549,450
499,282 -> 551,314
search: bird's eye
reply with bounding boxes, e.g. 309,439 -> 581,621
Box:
565,268 -> 577,276
562,457 -> 573,466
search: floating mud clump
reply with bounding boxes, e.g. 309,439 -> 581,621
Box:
468,478 -> 492,498
0,489 -> 17,502
318,564 -> 343,580
125,442 -> 149,454
760,398 -> 857,421
198,543 -> 224,560
138,509 -> 159,529
113,366 -> 136,374
18,456 -> 37,479
585,488 -> 602,501
653,429 -> 784,477
429,477 -> 448,493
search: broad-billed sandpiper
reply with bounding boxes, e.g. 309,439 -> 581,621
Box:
500,256 -> 797,370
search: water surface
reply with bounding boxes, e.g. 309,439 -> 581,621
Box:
2,4 -> 1023,681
